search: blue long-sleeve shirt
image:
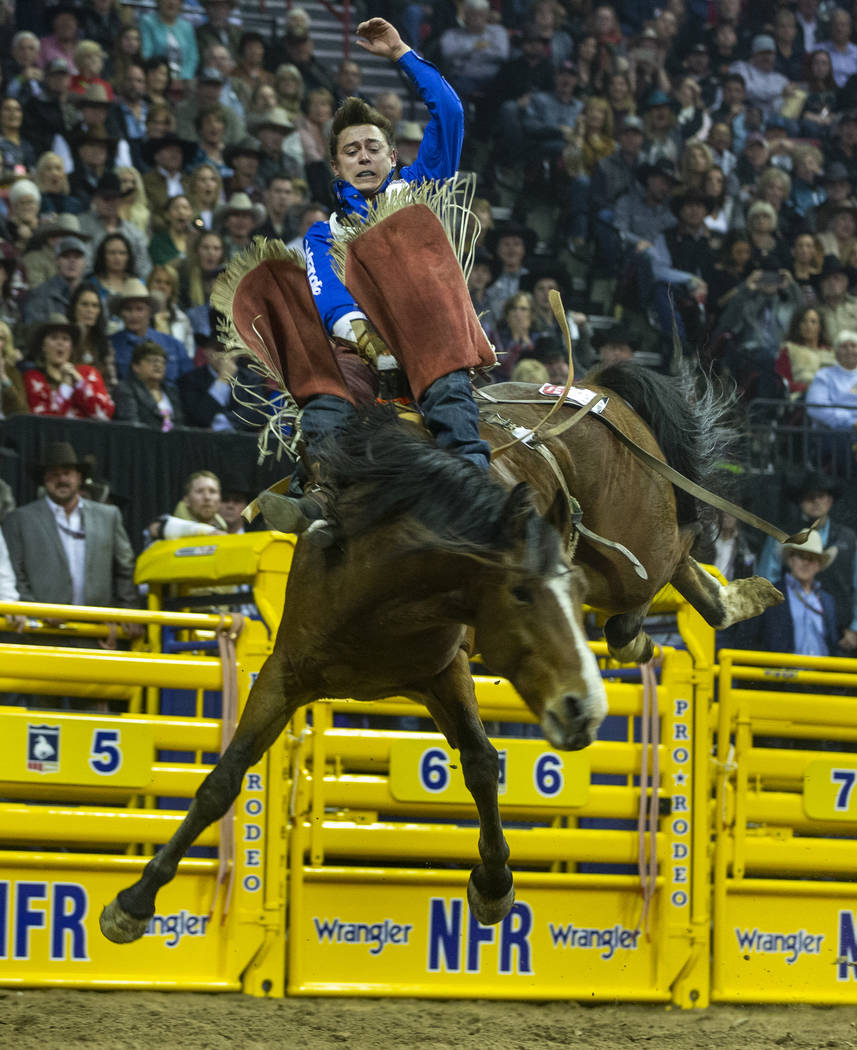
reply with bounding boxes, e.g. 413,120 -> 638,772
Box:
303,49 -> 464,341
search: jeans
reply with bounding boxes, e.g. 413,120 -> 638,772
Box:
419,369 -> 491,471
289,393 -> 355,494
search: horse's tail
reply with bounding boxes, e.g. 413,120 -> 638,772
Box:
586,361 -> 737,525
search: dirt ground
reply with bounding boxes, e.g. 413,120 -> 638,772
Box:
2,990 -> 856,1050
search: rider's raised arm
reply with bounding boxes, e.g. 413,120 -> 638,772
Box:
396,50 -> 465,185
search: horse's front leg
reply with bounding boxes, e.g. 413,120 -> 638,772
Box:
100,647 -> 310,944
420,650 -> 514,926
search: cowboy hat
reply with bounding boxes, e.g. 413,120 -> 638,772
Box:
813,253 -> 849,288
28,213 -> 91,249
248,107 -> 296,134
30,440 -> 95,482
69,125 -> 118,158
141,133 -> 197,168
519,259 -> 570,298
636,157 -> 680,185
641,89 -> 679,113
671,188 -> 712,217
27,312 -> 81,357
224,135 -> 264,165
485,220 -> 538,257
70,83 -> 112,107
213,192 -> 266,228
781,530 -> 837,570
107,276 -> 165,316
784,468 -> 844,503
92,171 -> 135,199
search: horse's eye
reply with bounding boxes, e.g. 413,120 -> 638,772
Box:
511,584 -> 533,604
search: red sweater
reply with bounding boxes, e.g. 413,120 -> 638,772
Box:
23,365 -> 115,420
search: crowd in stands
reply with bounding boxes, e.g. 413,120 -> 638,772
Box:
0,0 -> 856,666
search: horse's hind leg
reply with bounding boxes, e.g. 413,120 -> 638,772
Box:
100,648 -> 309,944
604,607 -> 655,664
419,649 -> 514,926
669,554 -> 782,629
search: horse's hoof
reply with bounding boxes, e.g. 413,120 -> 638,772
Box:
608,632 -> 654,665
467,872 -> 515,925
99,898 -> 151,944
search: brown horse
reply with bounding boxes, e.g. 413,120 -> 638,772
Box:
100,362 -> 780,939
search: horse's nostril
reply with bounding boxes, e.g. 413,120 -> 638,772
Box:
563,694 -> 582,724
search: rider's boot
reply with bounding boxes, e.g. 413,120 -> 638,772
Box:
418,369 -> 491,470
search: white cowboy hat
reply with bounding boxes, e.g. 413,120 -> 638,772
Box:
213,192 -> 266,229
107,277 -> 165,316
781,531 -> 838,570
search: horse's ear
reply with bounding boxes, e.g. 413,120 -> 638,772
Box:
499,483 -> 535,548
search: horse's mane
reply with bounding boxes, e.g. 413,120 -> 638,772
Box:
585,361 -> 737,526
318,405 -> 560,572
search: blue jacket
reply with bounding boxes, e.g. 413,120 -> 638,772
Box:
303,49 -> 464,341
111,328 -> 194,386
742,575 -> 839,656
139,12 -> 199,82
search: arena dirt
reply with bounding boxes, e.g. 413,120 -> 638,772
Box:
2,990 -> 856,1049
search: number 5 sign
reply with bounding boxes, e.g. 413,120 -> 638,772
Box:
389,738 -> 590,808
804,761 -> 857,821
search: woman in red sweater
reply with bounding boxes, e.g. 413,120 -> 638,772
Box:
23,313 -> 114,419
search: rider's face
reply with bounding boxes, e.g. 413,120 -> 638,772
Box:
333,123 -> 396,197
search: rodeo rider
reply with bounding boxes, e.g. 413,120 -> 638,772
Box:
262,17 -> 494,539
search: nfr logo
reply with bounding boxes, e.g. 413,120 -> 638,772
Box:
838,911 -> 857,980
427,898 -> 533,974
27,724 -> 60,773
0,881 -> 88,961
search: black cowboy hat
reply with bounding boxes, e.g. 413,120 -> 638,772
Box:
92,171 -> 135,200
27,312 -> 80,358
671,188 -> 712,217
30,440 -> 95,482
594,321 -> 636,349
68,125 -> 118,158
519,259 -> 570,298
485,220 -> 538,257
640,89 -> 679,113
636,157 -> 680,185
784,468 -> 844,503
224,135 -> 264,166
813,253 -> 849,288
141,133 -> 198,168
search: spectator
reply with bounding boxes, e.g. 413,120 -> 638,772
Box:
0,320 -> 27,418
90,231 -> 137,310
186,161 -> 224,230
80,0 -> 126,57
817,202 -> 857,263
68,281 -> 117,391
758,470 -> 857,655
178,331 -> 267,430
6,179 -> 42,254
34,151 -> 81,216
730,34 -> 790,116
297,88 -> 336,203
818,8 -> 857,89
517,59 -> 584,167
253,174 -> 298,240
176,66 -> 244,147
22,313 -> 114,419
745,200 -> 790,271
23,58 -> 76,159
6,32 -> 44,106
79,173 -> 150,279
594,322 -> 634,366
439,0 -> 509,111
192,102 -> 231,176
140,0 -> 200,90
148,193 -> 194,266
789,231 -> 821,301
483,222 -> 535,322
817,254 -> 857,343
713,266 -> 802,394
148,264 -> 195,357
232,31 -> 274,111
639,89 -> 682,166
177,229 -> 225,309
815,164 -> 855,232
786,144 -> 825,234
110,25 -> 144,88
709,229 -> 753,313
2,441 -> 138,621
24,235 -> 88,322
0,97 -> 35,177
806,329 -> 857,463
274,19 -> 335,99
710,511 -> 757,583
522,263 -> 593,364
196,0 -> 242,60
223,136 -> 263,199
115,63 -> 149,164
795,0 -> 825,56
142,55 -> 171,110
491,291 -> 536,380
109,277 -> 194,383
775,305 -> 834,398
283,200 -> 328,255
468,249 -> 497,332
744,532 -> 839,657
66,127 -> 118,210
40,6 -> 81,74
214,192 -> 265,261
148,469 -> 226,541
141,133 -> 197,226
249,107 -> 300,184
71,39 -> 112,99
704,165 -> 743,247
274,62 -> 304,122
0,527 -> 25,632
116,166 -> 151,234
800,49 -> 838,139
114,339 -> 184,430
590,114 -> 645,216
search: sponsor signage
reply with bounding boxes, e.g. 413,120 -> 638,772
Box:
804,760 -> 857,822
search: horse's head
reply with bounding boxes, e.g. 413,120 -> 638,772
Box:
474,484 -> 608,751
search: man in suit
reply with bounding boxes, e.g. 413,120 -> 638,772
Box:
179,328 -> 268,432
114,341 -> 185,430
2,441 -> 139,612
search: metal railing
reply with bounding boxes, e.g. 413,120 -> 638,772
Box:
743,399 -> 856,481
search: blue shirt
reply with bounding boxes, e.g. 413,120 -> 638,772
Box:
303,49 -> 464,339
785,573 -> 829,656
111,327 -> 194,385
